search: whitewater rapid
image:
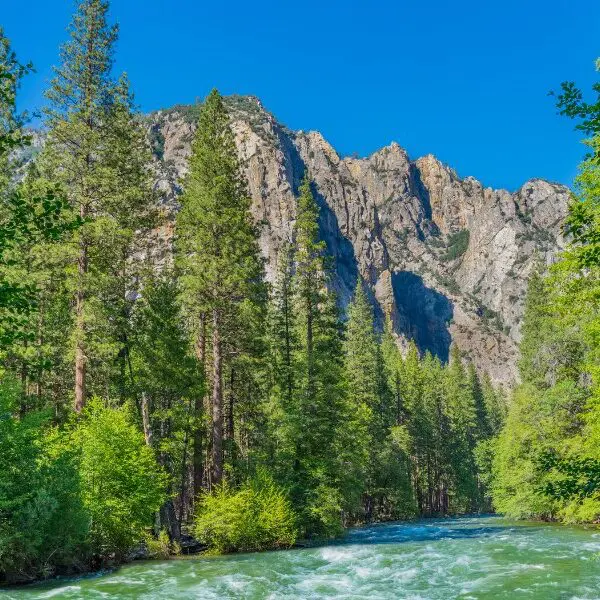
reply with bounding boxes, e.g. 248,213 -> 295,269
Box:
7,515 -> 600,599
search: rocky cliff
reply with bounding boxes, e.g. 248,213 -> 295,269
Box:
149,95 -> 570,385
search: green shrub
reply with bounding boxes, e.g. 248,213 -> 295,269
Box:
145,529 -> 180,559
194,472 -> 297,553
441,229 -> 470,261
561,495 -> 600,523
304,482 -> 345,538
0,379 -> 87,583
71,399 -> 167,561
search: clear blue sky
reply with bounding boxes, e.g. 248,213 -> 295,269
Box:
3,0 -> 600,190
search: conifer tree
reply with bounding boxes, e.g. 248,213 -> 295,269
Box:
129,271 -> 201,537
269,242 -> 296,413
444,345 -> 479,511
267,174 -> 349,535
381,315 -> 405,425
176,89 -> 266,487
41,0 -> 155,412
0,28 -> 30,189
0,31 -> 77,360
342,280 -> 377,515
266,241 -> 298,467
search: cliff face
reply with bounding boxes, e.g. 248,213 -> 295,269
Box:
150,96 -> 570,385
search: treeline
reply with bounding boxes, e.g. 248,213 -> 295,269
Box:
489,67 -> 600,522
0,0 -> 503,583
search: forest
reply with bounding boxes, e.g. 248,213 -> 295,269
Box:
0,0 -> 598,586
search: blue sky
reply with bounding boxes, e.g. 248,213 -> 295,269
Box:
3,0 -> 600,190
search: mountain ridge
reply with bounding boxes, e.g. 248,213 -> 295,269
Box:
23,94 -> 569,385
146,95 -> 570,385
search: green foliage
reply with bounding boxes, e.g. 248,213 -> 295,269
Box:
0,2 -> 517,582
70,400 -> 167,559
0,31 -> 80,353
194,472 -> 297,553
148,124 -> 165,159
0,378 -> 87,583
39,0 -> 157,411
162,103 -> 202,124
144,529 -> 180,559
176,88 -> 266,487
0,27 -> 31,163
490,61 -> 600,520
266,174 -> 351,537
440,229 -> 470,262
342,283 -> 415,521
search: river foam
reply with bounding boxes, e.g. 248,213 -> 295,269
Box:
6,516 -> 600,599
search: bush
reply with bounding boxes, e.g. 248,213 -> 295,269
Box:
441,229 -> 470,261
0,379 -> 87,583
561,495 -> 600,523
194,472 -> 297,553
305,481 -> 345,538
0,389 -> 167,581
71,399 -> 167,561
145,529 -> 180,559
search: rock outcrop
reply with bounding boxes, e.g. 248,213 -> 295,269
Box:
149,96 -> 569,385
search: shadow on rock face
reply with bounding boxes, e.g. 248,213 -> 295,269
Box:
391,271 -> 453,363
315,192 -> 359,308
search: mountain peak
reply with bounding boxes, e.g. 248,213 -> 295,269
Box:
149,98 -> 570,384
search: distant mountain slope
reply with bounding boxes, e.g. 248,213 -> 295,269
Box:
97,95 -> 572,384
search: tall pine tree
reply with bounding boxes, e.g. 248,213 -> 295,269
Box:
176,89 -> 266,488
41,0 -> 155,412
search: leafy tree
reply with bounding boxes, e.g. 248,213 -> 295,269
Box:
70,399 -> 167,560
0,378 -> 87,583
491,61 -> 600,521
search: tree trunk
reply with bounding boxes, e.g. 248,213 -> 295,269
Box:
227,368 -> 235,441
211,309 -> 223,487
159,500 -> 181,542
193,314 -> 206,498
74,216 -> 87,413
141,392 -> 153,447
179,411 -> 190,526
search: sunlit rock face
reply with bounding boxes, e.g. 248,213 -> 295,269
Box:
149,96 -> 569,385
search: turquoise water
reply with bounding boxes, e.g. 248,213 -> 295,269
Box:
5,515 -> 600,599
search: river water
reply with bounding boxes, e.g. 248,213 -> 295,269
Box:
5,515 -> 600,599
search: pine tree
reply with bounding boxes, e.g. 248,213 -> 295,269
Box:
444,345 -> 479,511
176,89 -> 266,488
381,315 -> 406,425
266,174 -> 349,535
41,0 -> 155,412
420,352 -> 448,514
266,241 -> 298,468
0,31 -> 77,359
342,280 -> 378,516
129,271 -> 200,538
269,242 -> 296,413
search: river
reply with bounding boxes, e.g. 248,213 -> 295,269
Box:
5,515 -> 600,599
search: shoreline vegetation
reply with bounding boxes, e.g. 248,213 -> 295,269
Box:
1,0 -> 599,590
